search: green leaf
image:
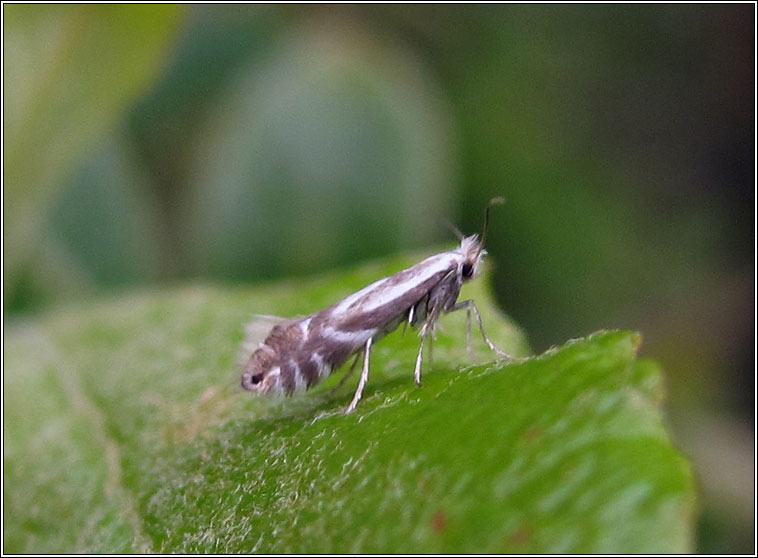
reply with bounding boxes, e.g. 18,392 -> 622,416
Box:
3,252 -> 695,553
3,5 -> 183,292
183,23 -> 459,280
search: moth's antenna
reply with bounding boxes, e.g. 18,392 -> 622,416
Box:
477,196 -> 505,256
444,218 -> 465,241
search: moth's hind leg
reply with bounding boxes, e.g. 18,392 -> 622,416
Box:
449,299 -> 524,362
345,337 -> 373,414
328,350 -> 362,396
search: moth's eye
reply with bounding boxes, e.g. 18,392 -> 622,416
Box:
251,374 -> 263,384
462,262 -> 474,278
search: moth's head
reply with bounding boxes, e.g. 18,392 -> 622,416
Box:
457,196 -> 504,282
241,350 -> 280,394
458,235 -> 485,281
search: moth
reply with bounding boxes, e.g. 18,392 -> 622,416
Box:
241,198 -> 521,414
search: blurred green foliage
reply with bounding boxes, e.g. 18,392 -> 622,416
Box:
4,255 -> 694,553
3,4 -> 753,553
4,4 -> 183,307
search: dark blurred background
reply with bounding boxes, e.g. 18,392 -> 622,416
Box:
3,4 -> 754,552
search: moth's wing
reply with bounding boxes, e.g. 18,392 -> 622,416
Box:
238,314 -> 293,366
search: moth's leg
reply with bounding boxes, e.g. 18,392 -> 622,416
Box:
449,300 -> 524,361
413,322 -> 431,387
345,337 -> 373,414
329,350 -> 362,396
428,332 -> 434,370
401,305 -> 417,337
465,305 -> 477,362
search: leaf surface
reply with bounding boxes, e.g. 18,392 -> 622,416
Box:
3,253 -> 694,553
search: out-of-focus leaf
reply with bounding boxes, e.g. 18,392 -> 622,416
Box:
3,4 -> 183,291
45,136 -> 162,287
3,252 -> 694,553
183,18 -> 459,280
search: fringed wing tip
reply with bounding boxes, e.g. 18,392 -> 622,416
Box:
237,314 -> 293,367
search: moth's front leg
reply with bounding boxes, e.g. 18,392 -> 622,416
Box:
448,299 -> 525,362
465,305 -> 477,362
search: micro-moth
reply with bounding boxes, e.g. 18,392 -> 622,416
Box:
241,198 -> 521,413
